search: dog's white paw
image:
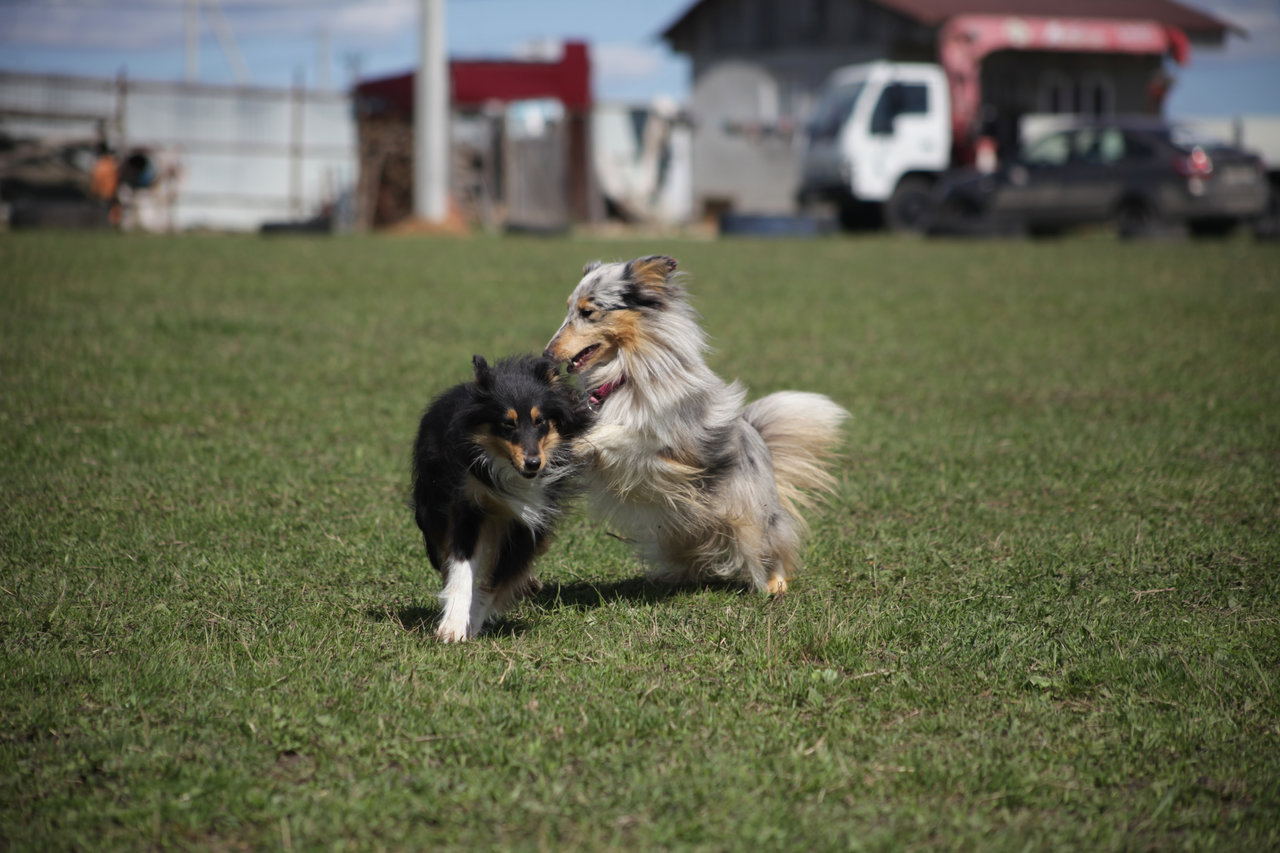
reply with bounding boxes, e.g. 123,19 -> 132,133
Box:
434,616 -> 470,643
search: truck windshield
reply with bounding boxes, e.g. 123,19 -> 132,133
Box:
808,82 -> 865,143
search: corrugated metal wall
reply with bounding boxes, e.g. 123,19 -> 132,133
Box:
1,71 -> 357,231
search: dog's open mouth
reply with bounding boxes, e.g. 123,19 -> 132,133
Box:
568,344 -> 600,374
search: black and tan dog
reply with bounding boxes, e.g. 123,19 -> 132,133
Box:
412,354 -> 591,641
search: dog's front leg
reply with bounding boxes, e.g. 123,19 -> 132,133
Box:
436,509 -> 484,642
436,556 -> 474,642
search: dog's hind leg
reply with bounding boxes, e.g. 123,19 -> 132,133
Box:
763,512 -> 802,594
725,503 -> 801,593
764,555 -> 792,594
485,524 -> 548,623
465,536 -> 497,640
729,521 -> 772,592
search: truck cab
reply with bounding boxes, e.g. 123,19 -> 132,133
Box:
797,62 -> 951,231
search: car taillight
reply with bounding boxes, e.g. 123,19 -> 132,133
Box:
1174,146 -> 1214,178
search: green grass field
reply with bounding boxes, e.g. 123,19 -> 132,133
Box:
2,231 -> 1278,850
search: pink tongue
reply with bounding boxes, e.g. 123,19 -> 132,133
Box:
590,376 -> 625,406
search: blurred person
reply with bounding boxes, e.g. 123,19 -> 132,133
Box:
90,143 -> 121,226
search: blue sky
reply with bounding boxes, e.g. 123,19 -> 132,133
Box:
1,0 -> 1277,117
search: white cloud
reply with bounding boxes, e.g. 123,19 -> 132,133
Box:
0,0 -> 418,49
506,40 -> 666,82
511,39 -> 565,62
325,0 -> 417,43
1,3 -> 182,50
593,42 -> 664,81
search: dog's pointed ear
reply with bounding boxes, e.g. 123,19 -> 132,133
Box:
536,356 -> 561,385
582,260 -> 602,275
626,255 -> 678,289
472,354 -> 493,389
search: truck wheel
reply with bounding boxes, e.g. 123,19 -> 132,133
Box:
885,176 -> 933,233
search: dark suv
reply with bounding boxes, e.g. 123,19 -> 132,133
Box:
931,119 -> 1270,238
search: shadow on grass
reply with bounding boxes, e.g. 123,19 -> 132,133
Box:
540,576 -> 699,609
365,576 -> 717,638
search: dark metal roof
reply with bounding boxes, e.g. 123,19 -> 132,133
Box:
874,0 -> 1235,33
659,0 -> 1238,41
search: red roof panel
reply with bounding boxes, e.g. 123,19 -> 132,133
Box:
356,41 -> 591,116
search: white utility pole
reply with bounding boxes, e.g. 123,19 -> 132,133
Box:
414,0 -> 449,222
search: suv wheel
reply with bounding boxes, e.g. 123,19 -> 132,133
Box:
1116,196 -> 1163,240
1189,217 -> 1237,238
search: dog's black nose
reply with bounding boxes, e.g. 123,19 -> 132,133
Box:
523,455 -> 541,473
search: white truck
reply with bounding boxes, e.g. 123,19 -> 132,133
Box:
794,14 -> 1202,232
794,12 -> 1273,235
797,61 -> 953,232
797,61 -> 1279,237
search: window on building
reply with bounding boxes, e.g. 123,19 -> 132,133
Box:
1080,76 -> 1115,117
850,4 -> 870,42
798,0 -> 829,44
754,0 -> 780,50
1039,73 -> 1074,114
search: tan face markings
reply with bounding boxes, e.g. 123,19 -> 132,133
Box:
547,323 -> 613,368
473,409 -> 560,476
536,426 -> 561,466
525,407 -> 551,473
556,296 -> 652,365
604,307 -> 642,350
473,430 -> 520,468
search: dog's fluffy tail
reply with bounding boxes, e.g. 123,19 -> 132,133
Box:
745,391 -> 848,524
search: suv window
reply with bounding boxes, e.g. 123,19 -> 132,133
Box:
1022,131 -> 1072,167
1122,132 -> 1156,161
1076,128 -> 1126,165
1097,129 -> 1125,164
